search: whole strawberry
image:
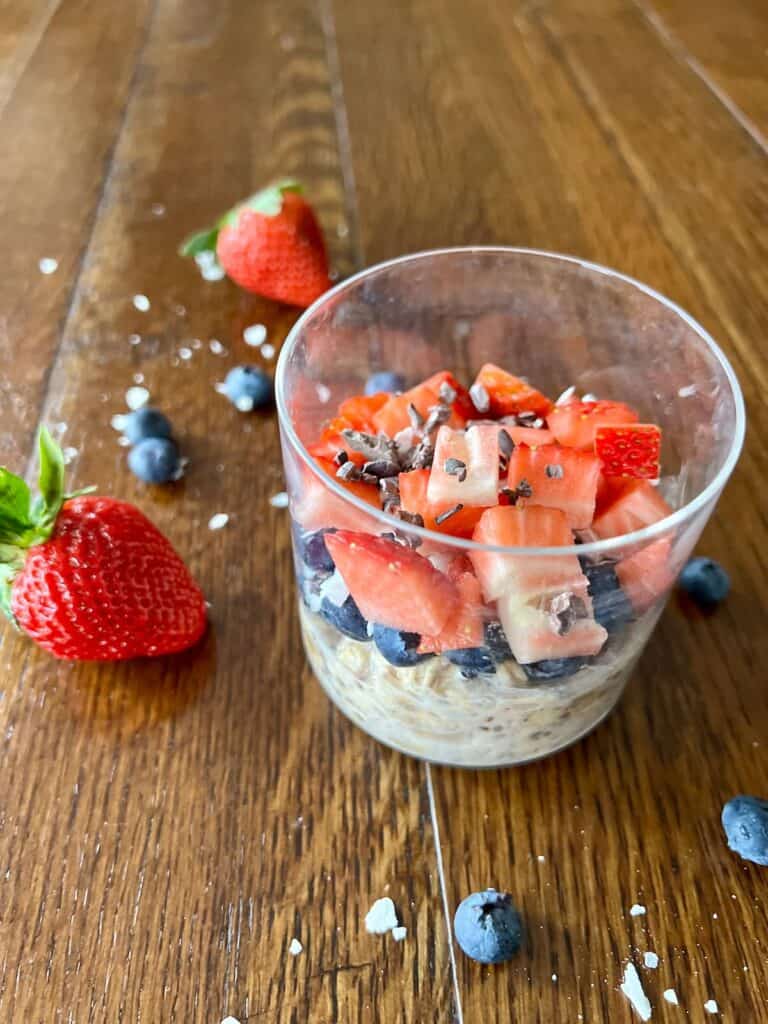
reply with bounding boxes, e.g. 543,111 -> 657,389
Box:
0,429 -> 206,661
181,179 -> 331,308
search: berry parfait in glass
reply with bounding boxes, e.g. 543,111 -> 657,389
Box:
276,248 -> 744,768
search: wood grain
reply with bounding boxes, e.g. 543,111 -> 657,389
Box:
0,0 -> 452,1020
331,0 -> 768,1018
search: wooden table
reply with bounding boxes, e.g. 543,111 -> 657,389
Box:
1,1 -> 766,1020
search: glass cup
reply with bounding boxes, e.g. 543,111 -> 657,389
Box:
276,248 -> 745,768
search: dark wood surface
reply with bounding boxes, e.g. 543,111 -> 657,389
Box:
0,1 -> 766,1021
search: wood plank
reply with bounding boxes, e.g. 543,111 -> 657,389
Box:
643,0 -> 768,144
0,0 -> 59,111
332,0 -> 768,1019
0,0 -> 452,1021
0,0 -> 154,467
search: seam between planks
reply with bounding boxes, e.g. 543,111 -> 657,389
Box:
426,764 -> 464,1024
317,0 -> 364,270
632,0 -> 768,156
24,0 -> 163,479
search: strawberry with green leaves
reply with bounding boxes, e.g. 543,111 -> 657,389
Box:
0,429 -> 206,661
181,179 -> 332,308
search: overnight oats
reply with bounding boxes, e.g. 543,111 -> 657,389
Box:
276,249 -> 744,768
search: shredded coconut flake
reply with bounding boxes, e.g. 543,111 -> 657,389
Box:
663,990 -> 679,1006
316,383 -> 331,403
208,513 -> 230,531
289,938 -> 303,956
209,339 -> 226,355
555,385 -> 576,405
151,203 -> 166,217
111,414 -> 128,432
537,855 -> 546,863
132,294 -> 150,312
201,262 -> 226,281
643,952 -> 659,969
704,1000 -> 719,1015
235,395 -> 254,412
261,343 -> 276,360
62,447 -> 79,465
38,257 -> 58,275
126,386 -> 150,411
179,347 -> 193,360
129,333 -> 141,346
133,373 -> 144,384
365,897 -> 398,934
620,962 -> 652,1021
391,926 -> 407,941
629,904 -> 647,917
194,250 -> 217,268
220,1017 -> 240,1024
270,491 -> 289,509
244,324 -> 267,347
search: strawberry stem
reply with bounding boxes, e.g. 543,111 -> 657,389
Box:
179,179 -> 304,256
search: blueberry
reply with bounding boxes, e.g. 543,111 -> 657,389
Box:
484,620 -> 514,663
523,657 -> 587,682
372,624 -> 432,667
223,366 -> 273,411
297,528 -> 335,574
446,647 -> 496,678
127,437 -> 181,483
364,371 -> 406,396
722,795 -> 768,867
582,560 -> 633,632
454,889 -> 523,964
679,557 -> 730,608
320,595 -> 370,642
123,407 -> 173,444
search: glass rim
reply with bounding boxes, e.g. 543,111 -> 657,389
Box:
275,246 -> 746,558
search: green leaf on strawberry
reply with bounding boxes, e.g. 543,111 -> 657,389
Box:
179,227 -> 220,258
179,179 -> 304,255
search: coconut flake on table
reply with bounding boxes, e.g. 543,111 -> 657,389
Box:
126,386 -> 150,411
208,513 -> 230,531
62,447 -> 79,465
132,294 -> 151,312
629,904 -> 647,917
244,324 -> 267,348
220,1018 -> 240,1024
365,897 -> 398,934
270,491 -> 289,509
179,347 -> 193,361
391,926 -> 407,941
261,343 -> 276,360
111,414 -> 128,432
38,257 -> 58,275
704,1000 -> 719,1014
133,373 -> 144,384
210,339 -> 227,356
201,262 -> 226,281
537,855 -> 546,863
643,952 -> 659,969
663,990 -> 679,1006
620,962 -> 652,1021
129,333 -> 142,346
151,203 -> 166,217
288,938 -> 303,956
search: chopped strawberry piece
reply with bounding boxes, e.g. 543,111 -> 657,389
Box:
504,425 -> 555,448
595,424 -> 661,479
324,531 -> 459,635
473,364 -> 552,417
497,600 -> 607,663
372,370 -> 473,436
308,416 -> 367,465
470,505 -> 586,603
419,572 -> 485,653
591,479 -> 671,539
427,425 -> 500,508
617,537 -> 674,612
293,458 -> 381,533
399,469 -> 486,538
547,400 -> 638,450
338,392 -> 389,430
507,443 -> 601,529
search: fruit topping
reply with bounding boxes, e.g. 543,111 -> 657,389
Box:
445,646 -> 496,678
595,424 -> 661,479
365,371 -> 406,395
296,527 -> 336,574
497,600 -> 607,664
398,469 -> 485,538
320,594 -> 370,642
581,559 -> 633,632
427,425 -> 500,508
473,364 -> 552,418
453,889 -> 523,964
591,479 -> 671,539
372,624 -> 432,666
507,443 -> 601,529
679,556 -> 730,608
522,657 -> 588,681
547,400 -> 638,450
418,570 -> 485,653
372,370 -> 474,436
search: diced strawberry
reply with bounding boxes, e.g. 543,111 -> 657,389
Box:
293,458 -> 381,533
547,400 -> 638,450
470,506 -> 586,603
617,537 -> 674,612
308,416 -> 367,465
507,444 -> 601,529
504,425 -> 555,448
427,425 -> 500,508
372,370 -> 473,436
473,364 -> 552,417
399,469 -> 486,538
338,392 -> 389,430
591,479 -> 671,539
497,600 -> 607,663
595,424 -> 661,480
419,572 -> 485,653
324,531 -> 459,635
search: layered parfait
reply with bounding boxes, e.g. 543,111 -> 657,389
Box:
289,362 -> 676,766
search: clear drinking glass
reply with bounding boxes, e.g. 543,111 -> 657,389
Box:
276,248 -> 745,768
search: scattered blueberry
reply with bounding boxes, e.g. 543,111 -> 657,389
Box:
127,437 -> 181,483
523,657 -> 587,682
484,620 -> 514,663
446,647 -> 496,678
296,527 -> 335,574
453,889 -> 523,964
122,407 -> 173,444
364,371 -> 406,396
722,795 -> 768,867
679,557 -> 730,608
372,624 -> 432,667
223,366 -> 273,411
320,595 -> 370,642
582,560 -> 633,632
